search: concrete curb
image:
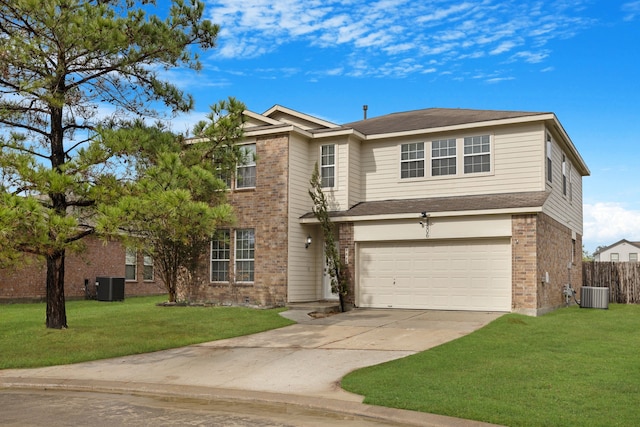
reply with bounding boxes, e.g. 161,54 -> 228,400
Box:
0,377 -> 503,427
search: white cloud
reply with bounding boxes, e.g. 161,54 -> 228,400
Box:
622,1 -> 640,21
205,0 -> 595,78
583,202 -> 640,251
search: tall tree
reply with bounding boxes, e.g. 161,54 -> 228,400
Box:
0,0 -> 218,328
309,163 -> 348,312
98,98 -> 247,303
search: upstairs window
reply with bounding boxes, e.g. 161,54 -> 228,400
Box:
125,248 -> 137,281
463,135 -> 490,173
236,144 -> 256,189
235,229 -> 255,282
431,139 -> 456,176
211,230 -> 230,282
546,134 -> 553,183
562,154 -> 567,196
400,142 -> 425,178
321,144 -> 335,188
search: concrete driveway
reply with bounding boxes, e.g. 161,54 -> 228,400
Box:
0,309 -> 503,402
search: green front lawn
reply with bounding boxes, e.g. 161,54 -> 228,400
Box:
0,295 -> 294,369
342,304 -> 640,427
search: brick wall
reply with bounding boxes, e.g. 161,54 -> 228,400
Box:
188,134 -> 290,306
512,214 -> 538,313
0,236 -> 165,302
512,213 -> 583,315
339,222 -> 355,306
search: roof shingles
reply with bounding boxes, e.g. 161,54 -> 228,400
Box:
301,191 -> 550,219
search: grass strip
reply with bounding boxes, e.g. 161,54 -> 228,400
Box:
342,304 -> 640,427
0,295 -> 294,369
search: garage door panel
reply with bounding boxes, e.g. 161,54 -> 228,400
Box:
358,239 -> 511,311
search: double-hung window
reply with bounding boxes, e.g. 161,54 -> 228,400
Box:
125,248 -> 137,281
211,230 -> 230,282
236,144 -> 256,189
547,134 -> 553,183
235,229 -> 255,282
431,139 -> 456,176
143,253 -> 154,281
630,253 -> 638,262
400,142 -> 425,178
562,154 -> 567,196
610,253 -> 619,262
463,135 -> 490,173
321,144 -> 335,188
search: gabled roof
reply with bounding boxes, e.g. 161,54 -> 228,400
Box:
263,105 -> 339,130
343,108 -> 549,135
301,191 -> 550,221
593,239 -> 640,255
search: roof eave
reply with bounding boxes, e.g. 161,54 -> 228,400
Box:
299,206 -> 544,224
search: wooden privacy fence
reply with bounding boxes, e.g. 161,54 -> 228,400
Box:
582,261 -> 640,304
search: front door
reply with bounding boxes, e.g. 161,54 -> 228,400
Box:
322,242 -> 339,300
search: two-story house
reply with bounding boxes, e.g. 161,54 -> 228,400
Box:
189,105 -> 589,316
593,240 -> 640,262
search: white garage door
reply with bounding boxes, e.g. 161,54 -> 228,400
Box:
358,239 -> 511,311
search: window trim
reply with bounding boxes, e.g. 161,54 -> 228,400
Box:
143,253 -> 154,281
562,154 -> 567,196
400,142 -> 425,179
210,229 -> 230,282
236,144 -> 256,189
235,228 -> 255,283
320,144 -> 336,188
431,138 -> 457,176
546,134 -> 553,183
463,135 -> 491,174
125,247 -> 137,281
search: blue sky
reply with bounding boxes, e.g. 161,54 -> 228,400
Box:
165,0 -> 640,254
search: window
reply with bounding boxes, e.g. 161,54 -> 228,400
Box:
235,229 -> 255,282
630,253 -> 638,262
236,144 -> 256,188
547,134 -> 553,183
125,248 -> 137,281
610,253 -> 619,262
321,144 -> 335,188
569,169 -> 573,201
464,135 -> 490,173
211,230 -> 230,282
143,253 -> 154,281
431,139 -> 456,176
562,154 -> 567,196
400,142 -> 425,178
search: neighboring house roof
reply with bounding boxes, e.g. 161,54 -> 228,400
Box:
593,239 -> 640,256
343,108 -> 549,135
301,191 -> 550,221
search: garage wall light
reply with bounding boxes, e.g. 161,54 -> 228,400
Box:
305,235 -> 312,249
419,211 -> 430,238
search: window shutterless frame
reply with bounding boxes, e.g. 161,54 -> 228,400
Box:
400,142 -> 425,179
320,144 -> 335,188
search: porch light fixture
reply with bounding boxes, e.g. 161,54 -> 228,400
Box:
419,211 -> 430,238
305,235 -> 312,249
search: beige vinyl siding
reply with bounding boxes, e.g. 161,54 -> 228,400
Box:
309,138 -> 351,211
287,134 -> 320,301
361,123 -> 545,201
348,137 -> 362,208
542,130 -> 584,234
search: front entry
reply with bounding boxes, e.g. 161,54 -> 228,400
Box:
322,242 -> 339,300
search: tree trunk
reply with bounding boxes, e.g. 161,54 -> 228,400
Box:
46,250 -> 68,329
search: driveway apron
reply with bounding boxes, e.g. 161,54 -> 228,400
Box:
0,309 -> 503,402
